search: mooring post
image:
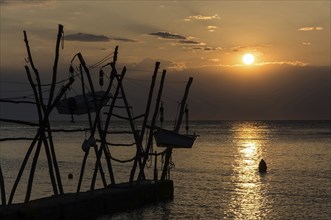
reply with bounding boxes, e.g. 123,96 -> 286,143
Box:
138,70 -> 166,181
0,164 -> 6,207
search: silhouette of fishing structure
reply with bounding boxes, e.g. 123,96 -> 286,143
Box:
0,24 -> 197,219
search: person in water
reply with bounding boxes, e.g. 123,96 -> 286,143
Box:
259,159 -> 267,172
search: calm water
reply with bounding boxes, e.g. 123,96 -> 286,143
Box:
0,120 -> 330,219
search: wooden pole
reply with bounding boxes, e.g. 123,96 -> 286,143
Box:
140,62 -> 160,140
25,137 -> 43,203
77,52 -> 114,189
130,62 -> 159,182
23,31 -> 46,113
77,64 -> 92,193
25,65 -> 59,197
138,70 -> 166,181
174,77 -> 193,133
45,124 -> 63,194
153,151 -> 158,182
8,133 -> 39,205
90,67 -> 127,189
40,131 -> 60,195
119,77 -> 144,184
0,164 -> 6,208
47,24 -> 63,107
161,147 -> 172,180
0,118 -> 38,127
77,150 -> 89,193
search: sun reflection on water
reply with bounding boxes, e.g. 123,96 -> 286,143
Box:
227,122 -> 271,219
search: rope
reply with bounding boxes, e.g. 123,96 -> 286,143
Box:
88,52 -> 114,70
109,155 -> 136,163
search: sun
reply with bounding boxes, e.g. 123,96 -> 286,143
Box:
242,53 -> 255,65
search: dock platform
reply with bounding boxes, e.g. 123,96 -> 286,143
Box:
0,180 -> 173,220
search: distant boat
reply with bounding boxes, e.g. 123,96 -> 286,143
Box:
56,91 -> 111,115
154,128 -> 197,148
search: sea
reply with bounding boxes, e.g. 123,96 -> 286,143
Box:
0,120 -> 330,219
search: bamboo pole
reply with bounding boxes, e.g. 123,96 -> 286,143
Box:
0,164 -> 6,208
138,70 -> 167,181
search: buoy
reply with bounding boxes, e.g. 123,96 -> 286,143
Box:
68,173 -> 73,179
258,159 -> 267,173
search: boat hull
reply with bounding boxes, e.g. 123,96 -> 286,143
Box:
154,129 -> 196,148
56,91 -> 111,115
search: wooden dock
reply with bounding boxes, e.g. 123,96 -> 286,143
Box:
0,180 -> 173,220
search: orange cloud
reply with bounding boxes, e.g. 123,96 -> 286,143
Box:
298,27 -> 324,31
184,14 -> 220,21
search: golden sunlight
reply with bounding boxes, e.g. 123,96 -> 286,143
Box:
242,53 -> 255,65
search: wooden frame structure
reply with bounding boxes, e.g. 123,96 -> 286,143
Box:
0,24 -> 195,215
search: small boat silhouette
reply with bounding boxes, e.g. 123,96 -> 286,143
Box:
56,91 -> 111,115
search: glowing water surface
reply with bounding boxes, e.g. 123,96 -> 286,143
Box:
1,121 -> 330,219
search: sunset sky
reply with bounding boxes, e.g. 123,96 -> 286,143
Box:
0,1 -> 330,120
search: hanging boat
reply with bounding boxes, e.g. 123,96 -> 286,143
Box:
154,129 -> 197,148
56,91 -> 112,115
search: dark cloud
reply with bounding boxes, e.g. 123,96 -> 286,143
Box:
178,39 -> 201,45
65,33 -> 138,43
112,37 -> 138,43
190,46 -> 222,51
66,33 -> 110,42
149,31 -> 205,46
149,32 -> 186,40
